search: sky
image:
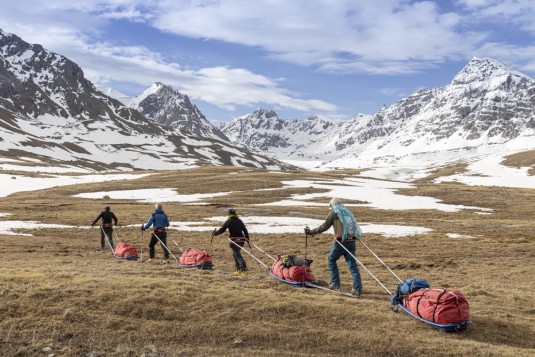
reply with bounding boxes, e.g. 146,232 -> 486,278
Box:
1,0 -> 535,123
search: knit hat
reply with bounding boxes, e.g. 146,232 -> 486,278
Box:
227,208 -> 236,215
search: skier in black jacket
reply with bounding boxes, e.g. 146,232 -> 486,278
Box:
213,208 -> 249,275
91,206 -> 118,251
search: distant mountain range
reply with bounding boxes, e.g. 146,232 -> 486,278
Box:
0,28 -> 291,171
2,26 -> 535,173
220,57 -> 535,168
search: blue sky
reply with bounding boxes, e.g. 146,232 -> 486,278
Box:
1,0 -> 535,123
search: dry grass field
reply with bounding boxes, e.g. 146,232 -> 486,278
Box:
1,166 -> 534,356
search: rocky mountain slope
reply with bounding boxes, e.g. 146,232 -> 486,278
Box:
104,82 -> 228,141
221,57 -> 535,168
0,28 -> 290,172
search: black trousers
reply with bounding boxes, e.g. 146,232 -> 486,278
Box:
100,226 -> 114,249
229,241 -> 247,272
149,232 -> 169,259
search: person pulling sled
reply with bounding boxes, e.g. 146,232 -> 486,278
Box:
212,208 -> 249,275
305,198 -> 363,297
91,205 -> 118,252
141,203 -> 170,264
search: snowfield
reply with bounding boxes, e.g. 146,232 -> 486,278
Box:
2,152 -> 532,237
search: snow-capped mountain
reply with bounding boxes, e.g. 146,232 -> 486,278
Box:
0,28 -> 291,171
221,108 -> 366,158
105,82 -> 228,141
221,57 -> 535,168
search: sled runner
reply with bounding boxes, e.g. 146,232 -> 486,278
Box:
391,278 -> 471,332
179,248 -> 213,269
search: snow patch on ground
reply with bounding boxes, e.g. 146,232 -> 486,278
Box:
434,153 -> 535,188
74,188 -> 233,203
165,216 -> 432,238
0,221 -> 76,236
0,173 -> 151,197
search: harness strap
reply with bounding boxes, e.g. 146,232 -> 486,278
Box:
415,290 -> 428,319
229,236 -> 247,242
335,236 -> 357,242
432,290 -> 448,323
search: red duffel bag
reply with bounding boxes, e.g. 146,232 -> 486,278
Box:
403,288 -> 470,325
289,265 -> 315,282
271,259 -> 315,283
179,248 -> 212,266
114,242 -> 139,259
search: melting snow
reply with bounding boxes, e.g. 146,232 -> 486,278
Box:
74,188 -> 232,203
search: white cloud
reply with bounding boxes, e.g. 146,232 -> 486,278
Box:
2,0 -> 535,115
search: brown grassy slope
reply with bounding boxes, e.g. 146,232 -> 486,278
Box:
1,166 -> 534,356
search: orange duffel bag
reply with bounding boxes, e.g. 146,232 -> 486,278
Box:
114,242 -> 139,260
403,288 -> 470,325
179,248 -> 213,269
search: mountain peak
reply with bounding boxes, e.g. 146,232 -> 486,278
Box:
452,57 -> 527,85
250,108 -> 279,120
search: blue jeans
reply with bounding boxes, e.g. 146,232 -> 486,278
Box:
328,241 -> 362,291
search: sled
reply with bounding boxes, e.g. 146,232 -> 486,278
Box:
393,302 -> 471,332
113,242 -> 139,260
179,248 -> 213,270
269,268 -> 313,287
391,278 -> 471,332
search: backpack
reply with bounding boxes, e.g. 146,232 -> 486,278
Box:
398,278 -> 430,295
391,278 -> 431,305
281,254 -> 313,268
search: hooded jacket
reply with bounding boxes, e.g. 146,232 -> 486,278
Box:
143,209 -> 170,230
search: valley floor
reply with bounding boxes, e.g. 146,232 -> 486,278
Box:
1,166 -> 534,356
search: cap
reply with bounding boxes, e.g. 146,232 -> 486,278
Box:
227,208 -> 236,215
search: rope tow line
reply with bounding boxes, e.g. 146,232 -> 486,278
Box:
335,240 -> 392,295
228,239 -> 270,269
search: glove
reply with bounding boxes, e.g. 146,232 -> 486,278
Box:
211,229 -> 216,237
141,224 -> 145,231
304,227 -> 312,235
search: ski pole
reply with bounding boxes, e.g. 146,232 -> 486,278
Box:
199,229 -> 217,270
140,226 -> 144,262
228,239 -> 269,269
335,240 -> 391,295
357,238 -> 402,283
303,226 -> 309,286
